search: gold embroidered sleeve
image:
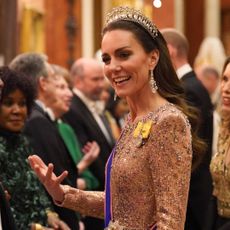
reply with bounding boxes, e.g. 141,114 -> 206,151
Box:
149,114 -> 192,230
58,185 -> 105,219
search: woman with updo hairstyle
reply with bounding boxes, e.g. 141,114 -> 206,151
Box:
28,6 -> 205,230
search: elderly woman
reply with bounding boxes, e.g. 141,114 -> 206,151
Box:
0,67 -> 70,230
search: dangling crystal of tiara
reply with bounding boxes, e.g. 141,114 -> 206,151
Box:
105,6 -> 158,40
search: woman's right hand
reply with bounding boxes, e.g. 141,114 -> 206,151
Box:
28,155 -> 68,203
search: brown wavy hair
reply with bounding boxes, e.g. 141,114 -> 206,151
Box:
102,20 -> 206,171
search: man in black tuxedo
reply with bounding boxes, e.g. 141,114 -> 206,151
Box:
64,58 -> 115,230
162,28 -> 213,230
9,53 -> 79,230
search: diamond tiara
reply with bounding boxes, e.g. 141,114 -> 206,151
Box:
105,6 -> 158,39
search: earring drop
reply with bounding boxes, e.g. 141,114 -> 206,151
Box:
114,92 -> 117,101
149,69 -> 158,93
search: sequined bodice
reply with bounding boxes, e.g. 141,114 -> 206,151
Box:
60,103 -> 192,230
110,103 -> 192,229
210,123 -> 230,217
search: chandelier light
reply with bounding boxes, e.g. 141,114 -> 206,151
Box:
153,0 -> 162,8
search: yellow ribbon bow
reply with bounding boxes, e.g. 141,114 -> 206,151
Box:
133,120 -> 153,139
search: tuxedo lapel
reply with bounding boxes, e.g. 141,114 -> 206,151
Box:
99,113 -> 115,145
33,103 -> 55,123
72,95 -> 114,146
181,70 -> 195,82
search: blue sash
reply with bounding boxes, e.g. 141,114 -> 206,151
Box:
104,137 -> 157,229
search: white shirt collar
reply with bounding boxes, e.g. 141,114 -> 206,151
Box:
73,88 -> 104,115
176,64 -> 192,80
73,88 -> 113,143
35,100 -> 56,121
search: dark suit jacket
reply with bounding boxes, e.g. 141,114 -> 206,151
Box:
63,94 -> 115,230
0,182 -> 17,230
63,94 -> 115,191
23,104 -> 79,230
182,71 -> 213,230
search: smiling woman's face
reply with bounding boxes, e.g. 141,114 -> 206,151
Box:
101,29 -> 158,99
0,89 -> 27,132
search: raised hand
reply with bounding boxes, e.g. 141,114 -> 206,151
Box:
82,141 -> 100,162
28,155 -> 68,203
77,141 -> 100,174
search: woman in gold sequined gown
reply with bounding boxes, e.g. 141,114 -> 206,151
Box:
28,6 -> 204,230
209,57 -> 230,230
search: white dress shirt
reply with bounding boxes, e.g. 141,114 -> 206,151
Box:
176,63 -> 193,80
35,100 -> 56,121
73,88 -> 113,144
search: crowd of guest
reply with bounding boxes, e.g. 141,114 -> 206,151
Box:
0,52 -> 129,230
0,23 -> 229,230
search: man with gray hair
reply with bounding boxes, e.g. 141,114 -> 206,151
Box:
161,28 -> 213,230
10,52 -> 47,94
10,52 -> 80,230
